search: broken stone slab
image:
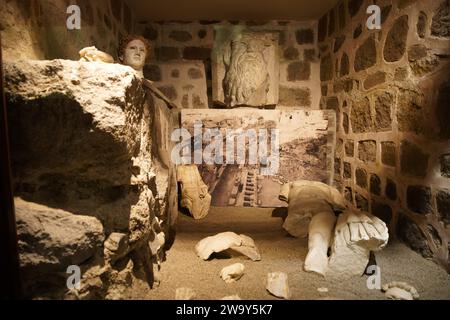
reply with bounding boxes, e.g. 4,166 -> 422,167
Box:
175,287 -> 196,300
195,232 -> 261,261
266,272 -> 290,299
15,198 -> 104,294
220,263 -> 245,283
328,210 -> 389,278
382,281 -> 419,300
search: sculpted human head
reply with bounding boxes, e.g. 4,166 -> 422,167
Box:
118,35 -> 151,77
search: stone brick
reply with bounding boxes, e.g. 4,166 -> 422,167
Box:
355,35 -> 377,72
355,193 -> 368,211
351,97 -> 371,133
188,68 -> 203,79
384,15 -> 409,62
407,185 -> 432,214
321,85 -> 328,96
143,25 -> 158,41
320,55 -> 333,81
364,71 -> 386,90
370,174 -> 381,196
343,112 -> 349,134
157,85 -> 177,101
326,97 -> 339,110
417,12 -> 427,38
340,53 -> 349,77
335,157 -> 342,175
381,5 -> 392,25
198,29 -> 207,39
386,178 -> 397,200
401,140 -> 429,178
436,83 -> 450,140
344,187 -> 353,202
304,49 -> 316,62
371,201 -> 392,224
394,67 -> 408,81
355,168 -> 368,188
169,30 -> 192,42
431,1 -> 450,38
343,162 -> 352,179
183,47 -> 212,60
348,0 -> 363,17
338,2 -> 346,30
296,29 -> 315,44
358,140 -> 376,163
279,86 -> 311,107
343,79 -> 355,93
345,140 -> 354,157
181,94 -> 189,108
143,64 -> 161,82
287,61 -> 311,81
353,24 -> 362,39
318,14 -> 328,42
441,154 -> 450,178
328,9 -> 336,37
397,88 -> 427,135
334,35 -> 346,53
375,92 -> 393,131
397,215 -> 432,258
283,47 -> 299,60
171,69 -> 180,78
408,44 -> 439,77
381,142 -> 396,167
156,46 -> 180,61
436,189 -> 450,224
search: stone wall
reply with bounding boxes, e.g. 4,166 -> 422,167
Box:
0,0 -> 135,60
319,0 -> 450,272
136,20 -> 322,109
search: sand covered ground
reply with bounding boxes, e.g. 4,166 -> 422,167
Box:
140,207 -> 450,300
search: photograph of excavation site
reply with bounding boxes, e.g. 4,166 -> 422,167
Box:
1,0 -> 449,302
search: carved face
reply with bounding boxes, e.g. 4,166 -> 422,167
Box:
122,39 -> 147,71
224,34 -> 269,106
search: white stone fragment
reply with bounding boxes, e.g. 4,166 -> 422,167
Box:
266,272 -> 290,299
220,263 -> 245,283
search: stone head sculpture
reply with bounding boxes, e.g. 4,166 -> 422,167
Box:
118,35 -> 151,78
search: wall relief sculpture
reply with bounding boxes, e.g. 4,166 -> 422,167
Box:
212,28 -> 279,108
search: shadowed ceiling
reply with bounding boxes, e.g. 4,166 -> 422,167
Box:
127,0 -> 340,22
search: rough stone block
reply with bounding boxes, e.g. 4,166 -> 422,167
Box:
401,140 -> 429,178
407,185 -> 432,214
384,16 -> 409,62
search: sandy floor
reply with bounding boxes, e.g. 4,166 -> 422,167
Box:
143,207 -> 450,300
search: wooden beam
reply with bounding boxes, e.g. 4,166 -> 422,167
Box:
0,34 -> 22,299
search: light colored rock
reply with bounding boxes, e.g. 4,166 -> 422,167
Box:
317,287 -> 329,293
15,198 -> 104,271
266,272 -> 290,299
328,210 -> 389,278
382,282 -> 419,300
220,263 -> 245,283
212,30 -> 279,107
175,287 -> 196,300
177,164 -> 211,219
221,295 -> 242,300
79,46 -> 114,63
195,232 -> 261,261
